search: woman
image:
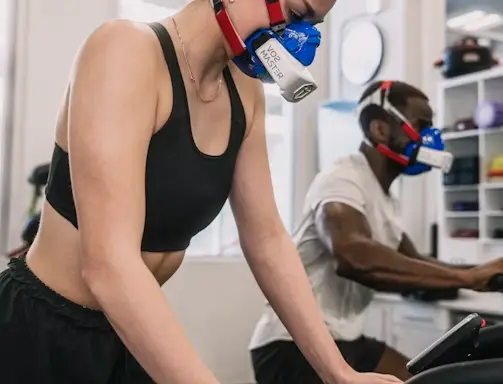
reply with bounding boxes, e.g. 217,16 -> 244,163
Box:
0,0 -> 402,383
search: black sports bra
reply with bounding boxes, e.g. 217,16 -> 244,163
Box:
45,22 -> 246,252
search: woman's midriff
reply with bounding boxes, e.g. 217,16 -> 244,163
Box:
24,201 -> 185,310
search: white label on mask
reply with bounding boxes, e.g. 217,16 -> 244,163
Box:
254,38 -> 318,103
256,43 -> 284,80
416,146 -> 453,173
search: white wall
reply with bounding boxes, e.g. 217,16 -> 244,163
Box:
329,0 -> 406,99
163,260 -> 265,383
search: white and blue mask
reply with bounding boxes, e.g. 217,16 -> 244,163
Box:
358,81 -> 453,176
213,0 -> 321,102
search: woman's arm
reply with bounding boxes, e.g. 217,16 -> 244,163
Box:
69,21 -> 218,384
230,81 -> 401,384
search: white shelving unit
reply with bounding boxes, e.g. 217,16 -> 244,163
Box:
437,66 -> 503,266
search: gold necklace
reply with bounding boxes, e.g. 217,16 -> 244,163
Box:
171,17 -> 222,103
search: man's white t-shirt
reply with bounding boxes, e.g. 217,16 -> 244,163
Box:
249,152 -> 404,350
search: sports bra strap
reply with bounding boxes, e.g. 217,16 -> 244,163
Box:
149,22 -> 188,118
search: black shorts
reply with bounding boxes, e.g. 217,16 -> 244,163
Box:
251,336 -> 386,384
0,256 -> 153,384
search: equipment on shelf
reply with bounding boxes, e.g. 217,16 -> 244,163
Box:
451,229 -> 478,238
443,156 -> 479,186
434,36 -> 499,79
451,201 -> 479,211
475,101 -> 503,129
487,154 -> 503,181
443,117 -> 478,134
488,274 -> 503,292
8,163 -> 50,258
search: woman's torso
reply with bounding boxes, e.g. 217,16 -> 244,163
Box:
26,20 -> 255,309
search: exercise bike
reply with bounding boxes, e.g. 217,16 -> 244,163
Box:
403,274 -> 503,383
7,163 -> 50,258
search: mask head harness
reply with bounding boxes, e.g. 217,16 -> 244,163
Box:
358,81 -> 453,175
213,0 -> 286,58
212,0 -> 321,102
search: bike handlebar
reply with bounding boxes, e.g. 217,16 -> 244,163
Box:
487,274 -> 503,292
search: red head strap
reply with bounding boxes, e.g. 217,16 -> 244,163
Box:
360,81 -> 422,166
266,0 -> 287,32
213,0 -> 287,57
380,81 -> 420,142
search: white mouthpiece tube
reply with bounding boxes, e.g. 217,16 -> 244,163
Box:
416,146 -> 453,173
253,34 -> 318,103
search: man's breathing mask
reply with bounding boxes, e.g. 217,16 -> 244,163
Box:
357,81 -> 453,176
213,0 -> 321,102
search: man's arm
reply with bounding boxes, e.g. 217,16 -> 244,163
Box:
321,202 -> 479,292
399,233 -> 474,269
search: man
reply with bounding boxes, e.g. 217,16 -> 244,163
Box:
249,80 -> 503,383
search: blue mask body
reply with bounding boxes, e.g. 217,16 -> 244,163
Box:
232,21 -> 321,82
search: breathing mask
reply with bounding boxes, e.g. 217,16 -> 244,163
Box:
357,81 -> 453,176
212,0 -> 321,102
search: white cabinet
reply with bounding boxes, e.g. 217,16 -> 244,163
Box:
388,302 -> 450,358
363,298 -> 450,359
388,324 -> 446,360
363,301 -> 389,341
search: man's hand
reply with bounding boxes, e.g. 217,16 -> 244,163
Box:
340,371 -> 403,384
469,258 -> 503,291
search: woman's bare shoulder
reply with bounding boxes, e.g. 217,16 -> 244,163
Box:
71,19 -> 161,76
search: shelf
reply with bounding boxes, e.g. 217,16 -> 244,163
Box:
438,64 -> 503,265
443,184 -> 479,192
442,127 -> 503,141
482,182 -> 503,190
445,211 -> 479,218
443,130 -> 479,140
483,126 -> 503,135
438,65 -> 503,90
481,238 -> 503,245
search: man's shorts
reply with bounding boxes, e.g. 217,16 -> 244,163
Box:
251,336 -> 386,384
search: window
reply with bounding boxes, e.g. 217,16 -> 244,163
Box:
119,0 -> 294,257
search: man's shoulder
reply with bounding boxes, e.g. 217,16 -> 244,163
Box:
300,154 -> 370,214
312,154 -> 367,190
